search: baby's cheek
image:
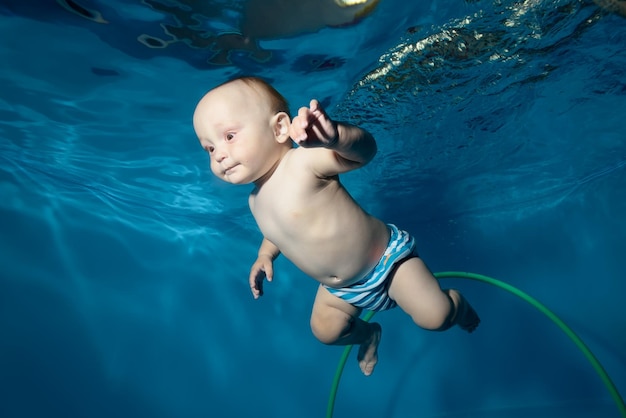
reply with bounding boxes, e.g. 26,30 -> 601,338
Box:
209,161 -> 221,177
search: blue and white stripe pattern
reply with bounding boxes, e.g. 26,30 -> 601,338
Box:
324,224 -> 418,312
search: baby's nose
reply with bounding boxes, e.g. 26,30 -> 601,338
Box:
214,148 -> 227,162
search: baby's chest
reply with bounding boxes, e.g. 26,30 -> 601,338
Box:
254,187 -> 310,223
251,178 -> 327,231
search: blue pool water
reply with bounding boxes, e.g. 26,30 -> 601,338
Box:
1,0 -> 625,417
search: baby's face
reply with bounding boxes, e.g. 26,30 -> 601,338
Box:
193,81 -> 282,185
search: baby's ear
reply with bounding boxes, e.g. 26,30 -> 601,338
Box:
272,112 -> 291,144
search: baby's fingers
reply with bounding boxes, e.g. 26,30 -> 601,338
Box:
249,268 -> 265,299
298,104 -> 315,122
308,99 -> 324,116
249,259 -> 274,299
263,262 -> 274,282
289,118 -> 308,143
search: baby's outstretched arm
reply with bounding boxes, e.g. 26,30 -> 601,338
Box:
290,100 -> 377,172
249,238 -> 280,299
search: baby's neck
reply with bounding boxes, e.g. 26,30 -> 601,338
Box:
252,147 -> 292,190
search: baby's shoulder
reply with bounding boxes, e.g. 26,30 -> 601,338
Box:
283,146 -> 335,173
279,147 -> 314,175
262,148 -> 335,194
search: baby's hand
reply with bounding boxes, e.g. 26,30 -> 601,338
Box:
249,255 -> 274,299
290,99 -> 338,148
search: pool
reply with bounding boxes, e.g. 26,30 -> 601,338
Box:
1,0 -> 625,417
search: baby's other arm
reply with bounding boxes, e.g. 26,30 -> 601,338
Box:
290,100 -> 377,175
249,238 -> 280,299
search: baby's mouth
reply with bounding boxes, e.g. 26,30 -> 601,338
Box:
224,164 -> 238,174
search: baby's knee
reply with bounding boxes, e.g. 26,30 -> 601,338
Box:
414,291 -> 456,331
310,314 -> 351,345
415,309 -> 454,331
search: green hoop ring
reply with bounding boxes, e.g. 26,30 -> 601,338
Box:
325,271 -> 626,418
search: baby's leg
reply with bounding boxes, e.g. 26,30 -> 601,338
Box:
387,257 -> 480,332
310,285 -> 382,376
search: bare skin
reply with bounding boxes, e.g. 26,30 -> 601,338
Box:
193,78 -> 480,376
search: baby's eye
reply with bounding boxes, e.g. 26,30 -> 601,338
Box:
205,145 -> 214,154
226,133 -> 234,141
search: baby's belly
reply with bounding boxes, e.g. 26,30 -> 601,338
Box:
281,220 -> 390,287
317,272 -> 373,288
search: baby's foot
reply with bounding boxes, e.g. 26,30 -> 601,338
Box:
357,322 -> 382,376
449,289 -> 481,333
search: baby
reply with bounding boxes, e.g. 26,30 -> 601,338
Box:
193,76 -> 480,376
